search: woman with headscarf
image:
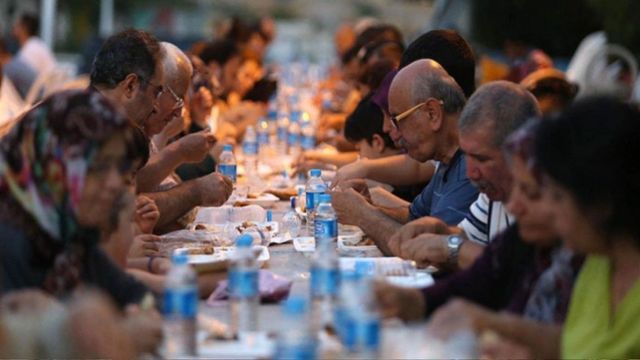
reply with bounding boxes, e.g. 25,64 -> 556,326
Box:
0,89 -> 151,308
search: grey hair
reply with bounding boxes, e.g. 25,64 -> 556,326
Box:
459,81 -> 541,147
410,61 -> 466,114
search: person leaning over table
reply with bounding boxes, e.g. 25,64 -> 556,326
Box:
332,29 -> 477,203
533,97 -> 640,358
0,89 -> 162,354
383,81 -> 539,272
373,118 -> 583,359
90,31 -> 233,233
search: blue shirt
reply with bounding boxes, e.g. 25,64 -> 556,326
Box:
409,149 -> 478,224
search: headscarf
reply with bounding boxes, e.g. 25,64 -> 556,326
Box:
0,89 -> 138,295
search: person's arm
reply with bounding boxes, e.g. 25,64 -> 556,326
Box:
331,189 -> 402,255
457,239 -> 486,269
143,172 -> 233,231
334,155 -> 435,187
136,132 -> 217,193
303,150 -> 359,167
136,145 -> 185,193
482,312 -> 561,359
378,205 -> 411,224
370,187 -> 411,208
142,182 -> 201,229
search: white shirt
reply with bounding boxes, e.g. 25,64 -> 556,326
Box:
458,193 -> 515,244
16,37 -> 56,76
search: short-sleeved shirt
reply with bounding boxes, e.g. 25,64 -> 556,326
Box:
458,193 -> 515,244
409,149 -> 478,225
562,255 -> 640,358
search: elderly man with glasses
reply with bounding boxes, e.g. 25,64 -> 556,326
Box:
332,59 -> 478,255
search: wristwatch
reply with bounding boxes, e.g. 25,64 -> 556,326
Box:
446,235 -> 464,266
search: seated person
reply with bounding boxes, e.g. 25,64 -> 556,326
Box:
89,32 -> 233,233
332,60 -> 478,255
533,97 -> 640,358
343,94 -> 426,202
375,120 -> 582,359
386,81 -> 540,271
520,68 -> 578,116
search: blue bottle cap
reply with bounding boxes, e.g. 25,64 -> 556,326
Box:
319,194 -> 332,204
309,169 -> 321,177
171,253 -> 189,265
282,296 -> 307,315
223,144 -> 233,151
235,234 -> 254,247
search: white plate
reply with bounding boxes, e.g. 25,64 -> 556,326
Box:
337,237 -> 382,257
179,245 -> 270,273
292,236 -> 315,252
385,272 -> 434,288
191,221 -> 279,236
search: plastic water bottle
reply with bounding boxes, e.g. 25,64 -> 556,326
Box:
229,234 -> 259,335
274,297 -> 317,360
310,194 -> 339,329
334,269 -> 359,350
344,260 -> 381,357
287,113 -> 301,157
276,113 -> 290,155
305,169 -> 327,232
218,144 -> 237,183
301,121 -> 316,150
243,125 -> 259,176
163,253 -> 198,357
281,197 -> 302,239
257,118 -> 270,147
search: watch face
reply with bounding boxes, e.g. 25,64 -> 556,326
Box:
449,236 -> 463,246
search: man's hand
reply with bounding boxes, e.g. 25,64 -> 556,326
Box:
330,188 -> 372,226
389,233 -> 450,267
135,196 -> 160,234
195,172 -> 233,206
427,298 -> 494,339
332,159 -> 368,185
128,234 -> 162,258
333,178 -> 371,202
388,216 -> 449,255
373,280 -> 426,321
176,130 -> 217,163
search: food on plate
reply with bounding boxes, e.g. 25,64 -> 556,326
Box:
354,236 -> 375,246
195,224 -> 208,230
184,244 -> 215,255
264,188 -> 296,200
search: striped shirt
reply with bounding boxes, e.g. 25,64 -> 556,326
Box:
458,193 -> 515,244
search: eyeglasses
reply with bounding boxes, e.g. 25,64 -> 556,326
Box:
390,98 -> 444,130
164,84 -> 185,110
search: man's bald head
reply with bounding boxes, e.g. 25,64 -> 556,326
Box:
160,42 -> 193,96
390,59 -> 466,115
459,81 -> 540,147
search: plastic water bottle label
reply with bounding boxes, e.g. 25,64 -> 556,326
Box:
258,132 -> 269,145
274,340 -> 317,360
314,218 -> 337,239
243,141 -> 259,156
288,132 -> 300,146
310,267 -> 339,297
301,135 -> 315,150
228,269 -> 258,298
218,164 -> 237,183
342,316 -> 380,352
163,286 -> 198,319
277,127 -> 287,141
306,191 -> 324,211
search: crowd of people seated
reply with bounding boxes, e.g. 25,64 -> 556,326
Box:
0,11 -> 638,359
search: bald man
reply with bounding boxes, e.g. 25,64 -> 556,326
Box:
331,59 -> 478,255
136,42 -> 232,231
387,81 -> 540,272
